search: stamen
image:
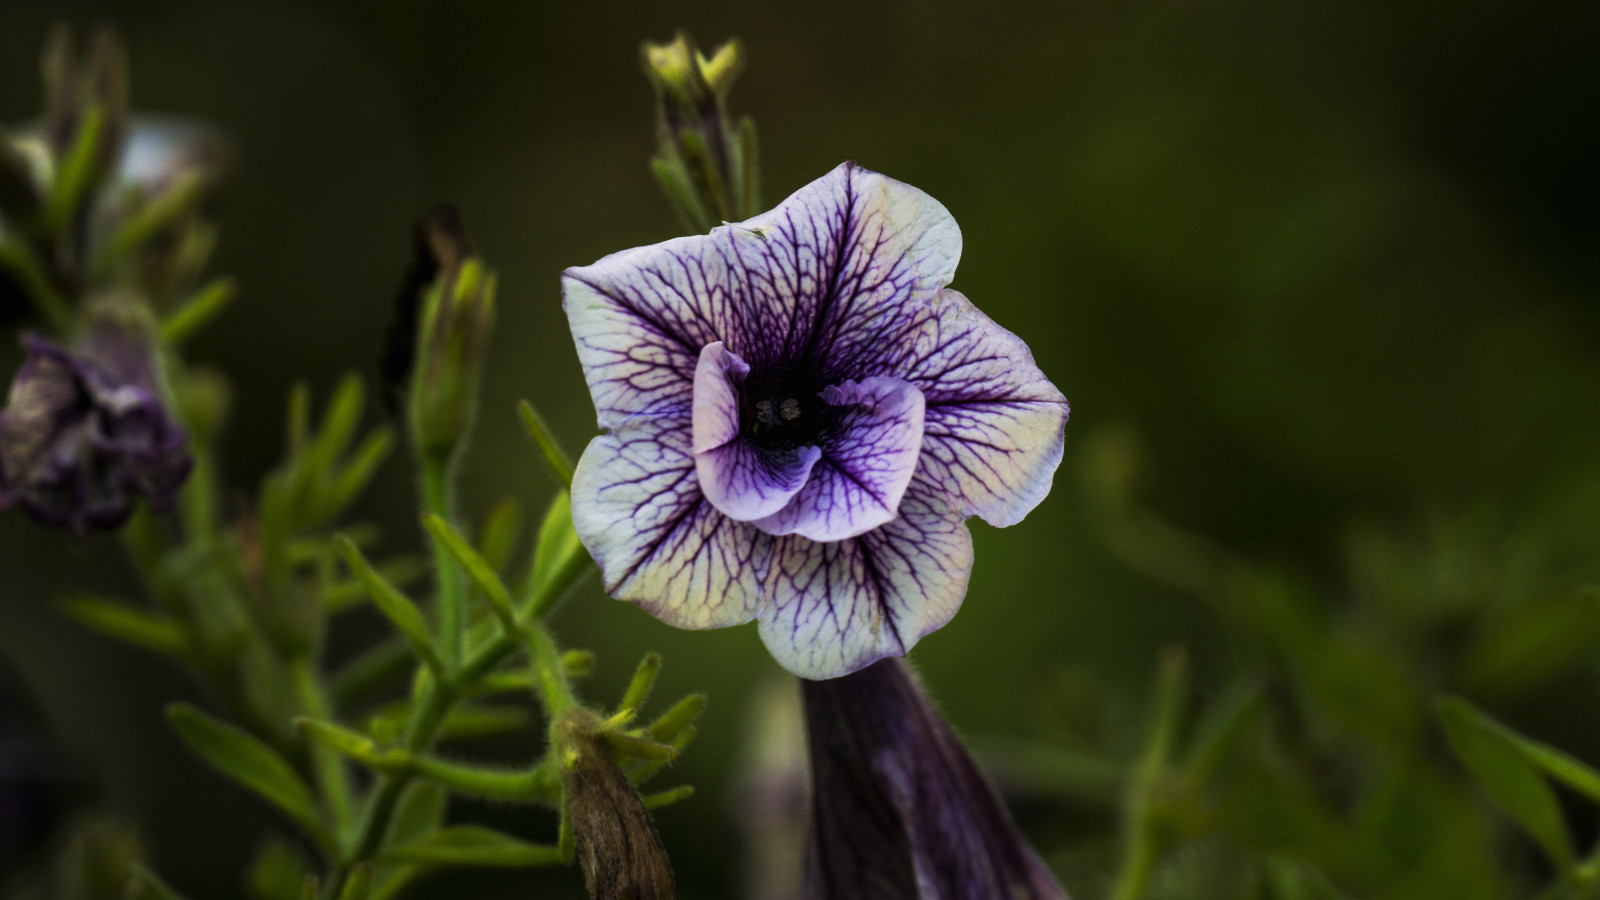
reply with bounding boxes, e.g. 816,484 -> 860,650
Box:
779,398 -> 801,421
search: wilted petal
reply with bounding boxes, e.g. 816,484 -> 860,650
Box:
802,659 -> 1068,900
693,341 -> 822,521
721,162 -> 961,380
903,289 -> 1068,527
758,485 -> 971,679
570,412 -> 766,629
753,377 -> 924,542
0,332 -> 190,532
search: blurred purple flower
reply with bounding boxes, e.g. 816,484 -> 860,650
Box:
0,326 -> 191,532
802,658 -> 1066,900
564,162 -> 1068,678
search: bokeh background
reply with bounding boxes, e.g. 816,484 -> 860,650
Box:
1,0 -> 1598,896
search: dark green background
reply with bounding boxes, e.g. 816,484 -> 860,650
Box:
1,0 -> 1598,896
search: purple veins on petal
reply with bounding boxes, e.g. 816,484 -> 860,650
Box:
757,483 -> 970,680
563,161 -> 1068,679
692,341 -> 823,522
751,376 -> 925,543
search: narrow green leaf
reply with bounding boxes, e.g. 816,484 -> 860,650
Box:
422,514 -> 516,628
1441,695 -> 1600,805
336,536 -> 444,677
378,826 -> 564,867
59,593 -> 192,659
438,704 -> 531,740
308,375 -> 365,479
1436,696 -> 1574,872
335,864 -> 372,900
562,649 -> 597,679
641,785 -> 695,809
524,491 -> 588,615
619,652 -> 662,715
296,717 -> 383,763
516,400 -> 575,488
1462,589 -> 1600,699
627,725 -> 696,784
324,555 -> 428,615
128,864 -> 188,900
166,704 -> 333,852
160,276 -> 237,346
247,835 -> 310,900
388,781 -> 449,847
320,428 -> 395,523
45,104 -> 104,230
479,498 -> 523,579
646,693 -> 707,743
600,730 -> 677,761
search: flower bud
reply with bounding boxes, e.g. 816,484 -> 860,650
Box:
801,659 -> 1068,900
41,24 -> 129,189
555,709 -> 676,900
0,295 -> 192,532
401,207 -> 496,462
641,32 -> 758,233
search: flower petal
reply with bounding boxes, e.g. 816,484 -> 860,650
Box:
690,341 -> 823,522
753,376 -> 925,542
904,289 -> 1069,527
757,485 -> 972,679
724,162 -> 962,381
570,414 -> 767,629
563,238 -> 739,427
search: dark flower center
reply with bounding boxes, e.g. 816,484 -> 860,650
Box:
739,371 -> 838,452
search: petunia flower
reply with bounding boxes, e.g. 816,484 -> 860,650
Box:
564,162 -> 1068,679
802,658 -> 1067,899
0,310 -> 191,532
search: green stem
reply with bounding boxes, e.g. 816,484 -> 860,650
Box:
291,656 -> 356,841
1109,649 -> 1187,900
421,454 -> 463,674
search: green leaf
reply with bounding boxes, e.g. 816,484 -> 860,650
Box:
320,428 -> 395,523
378,826 -> 565,867
247,835 -> 310,900
1436,696 -> 1573,872
166,704 -> 333,853
619,652 -> 662,715
59,593 -> 192,659
1461,588 -> 1600,699
438,704 -> 531,740
647,693 -> 706,743
422,513 -> 516,628
478,498 -> 523,579
388,781 -> 449,847
337,536 -> 445,677
516,400 -> 576,488
524,491 -> 589,616
641,785 -> 695,809
1439,696 -> 1600,806
160,276 -> 237,346
128,864 -> 189,900
335,864 -> 372,900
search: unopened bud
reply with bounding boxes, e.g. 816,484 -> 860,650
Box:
555,710 -> 675,900
641,32 -> 758,233
397,207 -> 496,463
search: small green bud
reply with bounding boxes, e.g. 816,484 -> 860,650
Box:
642,32 -> 758,233
402,207 -> 496,462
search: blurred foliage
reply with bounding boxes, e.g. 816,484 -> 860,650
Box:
0,0 -> 1597,897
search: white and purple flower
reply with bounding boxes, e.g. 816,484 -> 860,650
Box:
563,162 -> 1068,679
